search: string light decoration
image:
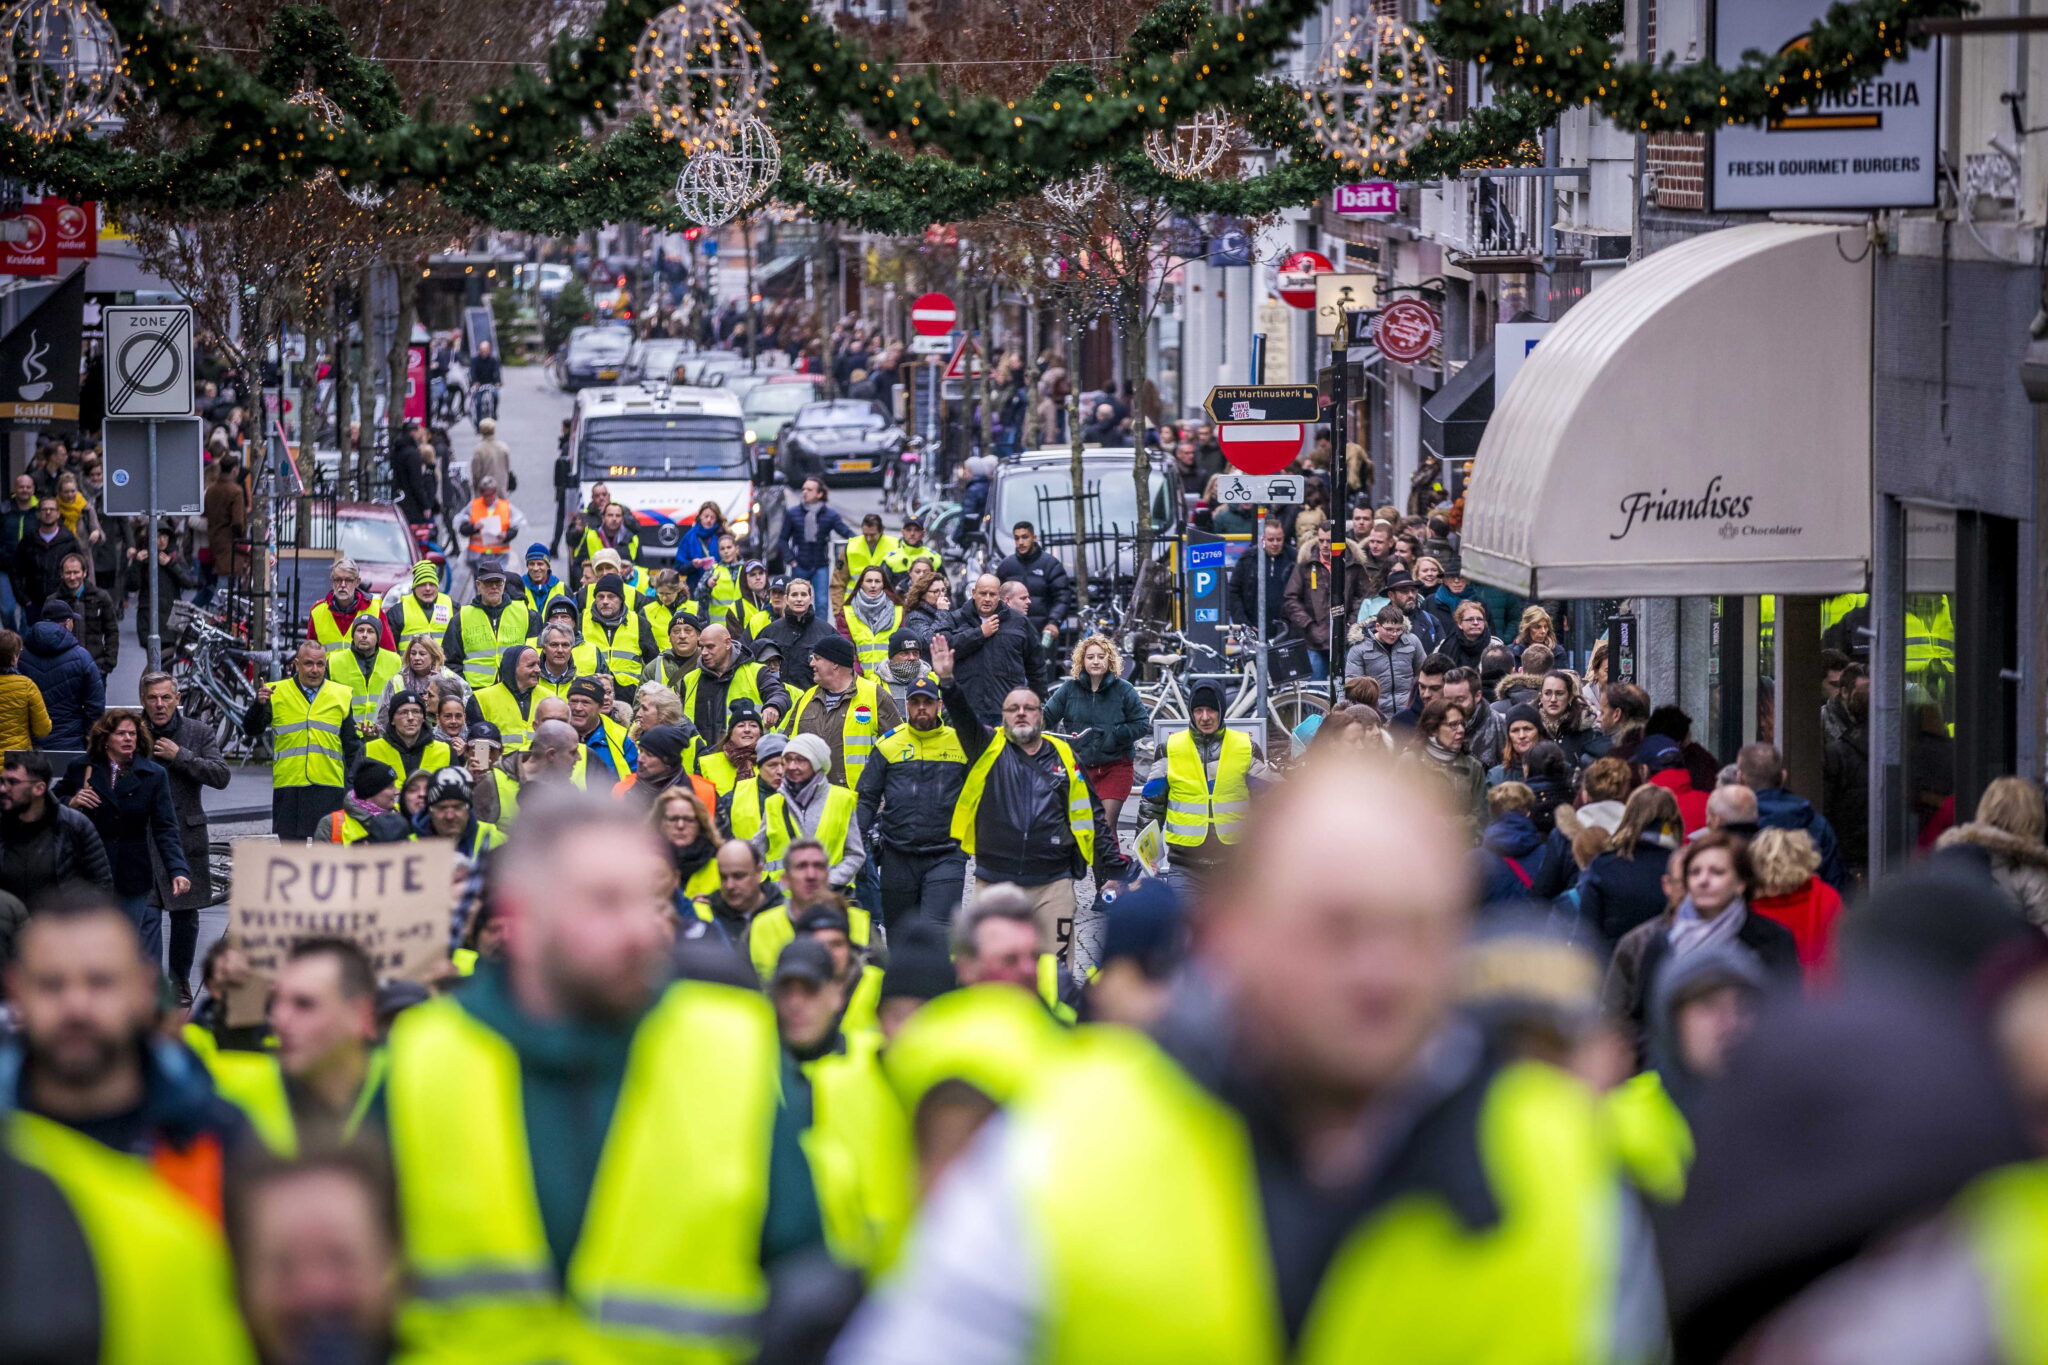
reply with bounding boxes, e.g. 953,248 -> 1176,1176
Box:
1301,13 -> 1450,171
673,114 -> 779,225
633,0 -> 769,154
1141,107 -> 1235,180
802,160 -> 853,194
0,0 -> 121,141
284,87 -> 387,207
1042,165 -> 1107,213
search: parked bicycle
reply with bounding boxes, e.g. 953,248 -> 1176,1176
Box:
167,606 -> 276,764
1127,623 -> 1329,763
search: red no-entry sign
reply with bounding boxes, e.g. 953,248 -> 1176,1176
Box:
910,293 -> 958,337
1218,423 -> 1305,476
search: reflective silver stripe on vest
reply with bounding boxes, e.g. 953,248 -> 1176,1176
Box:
1164,822 -> 1212,838
589,1296 -> 763,1342
273,744 -> 339,760
320,639 -> 347,653
410,1267 -> 557,1302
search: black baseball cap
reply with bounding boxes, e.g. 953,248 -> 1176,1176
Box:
772,937 -> 835,988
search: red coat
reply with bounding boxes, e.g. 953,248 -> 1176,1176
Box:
1752,877 -> 1843,974
1648,767 -> 1710,841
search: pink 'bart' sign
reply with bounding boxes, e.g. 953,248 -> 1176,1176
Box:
1334,183 -> 1398,217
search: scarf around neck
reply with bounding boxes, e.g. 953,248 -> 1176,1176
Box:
851,589 -> 895,637
1668,896 -> 1747,958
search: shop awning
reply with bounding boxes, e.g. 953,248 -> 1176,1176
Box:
1461,223 -> 1871,598
1420,339 -> 1494,461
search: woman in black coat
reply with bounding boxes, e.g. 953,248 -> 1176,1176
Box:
1575,785 -> 1683,958
56,708 -> 190,968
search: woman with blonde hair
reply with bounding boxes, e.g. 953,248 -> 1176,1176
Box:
653,785 -> 722,900
1043,631 -> 1149,831
633,680 -> 686,739
378,634 -> 467,728
1936,776 -> 2048,925
1513,605 -> 1555,660
1749,828 -> 1843,971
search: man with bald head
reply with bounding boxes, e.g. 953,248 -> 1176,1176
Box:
684,622 -> 788,744
837,753 -> 1648,1363
937,571 -> 1042,726
933,635 -> 1125,969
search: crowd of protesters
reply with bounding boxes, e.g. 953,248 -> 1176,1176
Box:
7,412 -> 2048,1365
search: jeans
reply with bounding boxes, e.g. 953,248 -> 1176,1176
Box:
1307,648 -> 1329,681
806,566 -> 831,601
878,848 -> 969,933
120,891 -> 164,977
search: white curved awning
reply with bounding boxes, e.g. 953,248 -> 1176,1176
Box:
1462,223 -> 1871,598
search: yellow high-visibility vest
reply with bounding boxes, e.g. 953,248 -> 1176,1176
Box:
473,682 -> 536,752
385,983 -> 780,1365
743,893 -> 871,984
844,606 -> 904,672
393,591 -> 453,649
309,596 -> 384,655
1161,727 -> 1252,848
761,783 -> 857,884
952,731 -> 1094,864
270,679 -> 354,789
581,606 -> 649,688
365,735 -> 453,779
783,676 -> 887,787
328,646 -> 403,729
456,600 -> 533,690
1016,1031 -> 1622,1365
800,1027 -> 912,1274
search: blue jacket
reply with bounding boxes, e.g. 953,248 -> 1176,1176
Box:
20,621 -> 103,749
519,571 -> 564,616
1576,836 -> 1678,958
677,523 -> 724,581
1473,812 -> 1550,905
56,755 -> 190,897
779,503 -> 857,572
1755,786 -> 1847,890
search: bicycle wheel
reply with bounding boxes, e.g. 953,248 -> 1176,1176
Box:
1266,683 -> 1330,752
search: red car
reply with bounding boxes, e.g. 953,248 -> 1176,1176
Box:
335,501 -> 446,596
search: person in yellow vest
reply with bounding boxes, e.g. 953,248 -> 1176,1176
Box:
641,567 -> 698,648
695,535 -> 755,632
576,498 -> 641,577
843,565 -> 904,673
422,765 -> 506,858
856,674 -> 969,933
581,571 -> 660,705
743,835 -> 872,982
382,791 -> 824,1365
315,760 -> 407,844
720,730 -> 785,843
728,558 -> 776,641
1136,679 -> 1265,893
686,624 -> 790,743
442,561 -> 534,692
844,512 -> 899,590
307,557 -> 395,656
697,698 -> 765,798
769,936 -> 912,1275
0,1109 -> 257,1364
530,615 -> 584,703
931,633 -> 1130,970
455,471 -> 526,593
576,547 -> 653,614
790,900 -> 885,1039
517,541 -> 568,620
327,614 -> 404,735
390,559 -> 454,651
244,639 -> 362,839
751,733 -> 864,893
837,753 -> 1651,1363
654,610 -> 703,691
209,936 -> 388,1156
365,690 -> 453,779
785,634 -> 900,790
471,643 -> 544,753
881,515 -> 943,591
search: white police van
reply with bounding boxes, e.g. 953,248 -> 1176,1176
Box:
569,383 -> 761,563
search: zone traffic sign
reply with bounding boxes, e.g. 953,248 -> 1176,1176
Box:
1204,384 -> 1320,426
104,305 -> 194,418
910,292 -> 958,337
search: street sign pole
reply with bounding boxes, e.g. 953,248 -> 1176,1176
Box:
146,420 -> 160,673
1249,332 -> 1268,727
1327,320 -> 1349,707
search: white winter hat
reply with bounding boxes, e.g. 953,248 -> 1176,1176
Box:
784,732 -> 833,778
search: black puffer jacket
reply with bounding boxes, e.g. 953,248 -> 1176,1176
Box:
0,798 -> 114,899
938,602 -> 1044,724
753,607 -> 839,693
855,721 -> 967,856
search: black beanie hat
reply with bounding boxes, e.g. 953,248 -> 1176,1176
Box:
352,759 -> 397,801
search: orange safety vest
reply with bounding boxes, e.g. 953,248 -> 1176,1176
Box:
466,496 -> 516,558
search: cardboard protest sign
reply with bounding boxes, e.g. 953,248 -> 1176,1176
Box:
226,838 -> 455,1025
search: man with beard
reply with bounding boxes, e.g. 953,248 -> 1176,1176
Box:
857,675 -> 968,932
383,792 -> 822,1363
0,750 -> 112,904
933,636 -> 1128,972
4,891 -> 249,1211
755,577 -> 838,694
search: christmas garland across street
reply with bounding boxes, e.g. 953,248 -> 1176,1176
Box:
0,0 -> 1975,231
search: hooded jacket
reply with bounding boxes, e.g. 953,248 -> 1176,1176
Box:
1755,787 -> 1847,890
686,642 -> 790,743
1577,836 -> 1680,958
754,608 -> 839,693
0,795 -> 113,899
1648,767 -> 1711,840
1934,821 -> 2048,926
1644,944 -> 1768,1116
1473,811 -> 1550,904
19,621 -> 103,749
1343,630 -> 1424,719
